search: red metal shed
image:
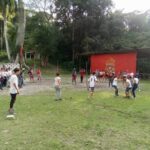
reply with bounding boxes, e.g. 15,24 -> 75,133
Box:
90,51 -> 137,75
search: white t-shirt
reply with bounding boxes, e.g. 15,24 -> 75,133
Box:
8,71 -> 12,77
134,78 -> 139,84
54,77 -> 61,87
88,75 -> 97,87
9,74 -> 19,94
112,77 -> 117,86
1,71 -> 6,77
126,79 -> 132,88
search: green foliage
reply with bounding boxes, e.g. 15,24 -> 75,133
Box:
0,0 -> 17,60
61,61 -> 74,71
0,51 -> 8,62
8,21 -> 17,56
5,0 -> 148,73
25,12 -> 60,63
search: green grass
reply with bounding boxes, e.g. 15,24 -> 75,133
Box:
0,81 -> 150,150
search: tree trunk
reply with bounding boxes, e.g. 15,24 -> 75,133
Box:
0,21 -> 3,51
15,53 -> 19,63
16,0 -> 26,69
3,15 -> 11,61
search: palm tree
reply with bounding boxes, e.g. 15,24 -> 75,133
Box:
0,0 -> 16,61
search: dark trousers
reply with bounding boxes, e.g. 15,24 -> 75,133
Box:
10,94 -> 17,109
0,81 -> 3,90
132,84 -> 138,98
3,77 -> 7,87
113,85 -> 119,96
109,78 -> 113,87
80,76 -> 83,83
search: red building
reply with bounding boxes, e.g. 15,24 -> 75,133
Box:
90,51 -> 137,75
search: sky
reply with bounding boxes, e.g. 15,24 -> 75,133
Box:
24,0 -> 150,13
113,0 -> 150,13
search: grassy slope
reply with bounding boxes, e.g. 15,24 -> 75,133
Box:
0,81 -> 150,150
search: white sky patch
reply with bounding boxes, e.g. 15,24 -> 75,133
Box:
24,0 -> 150,13
113,0 -> 150,13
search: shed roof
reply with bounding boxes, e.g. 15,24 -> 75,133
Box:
79,48 -> 150,57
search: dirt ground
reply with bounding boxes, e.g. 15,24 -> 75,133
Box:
0,77 -> 126,96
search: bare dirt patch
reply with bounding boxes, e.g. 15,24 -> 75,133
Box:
0,77 -> 126,96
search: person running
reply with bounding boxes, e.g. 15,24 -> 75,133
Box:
88,72 -> 98,99
8,68 -> 20,114
124,76 -> 132,98
132,75 -> 139,98
54,73 -> 62,100
112,75 -> 119,96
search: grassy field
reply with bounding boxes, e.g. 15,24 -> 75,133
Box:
0,81 -> 150,150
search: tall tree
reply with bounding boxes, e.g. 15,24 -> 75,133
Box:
24,11 -> 59,65
0,0 -> 16,61
15,0 -> 26,68
55,0 -> 113,61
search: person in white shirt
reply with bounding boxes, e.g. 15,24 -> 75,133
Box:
88,72 -> 97,98
54,73 -> 62,100
8,68 -> 20,114
112,76 -> 119,96
124,76 -> 132,98
132,75 -> 139,98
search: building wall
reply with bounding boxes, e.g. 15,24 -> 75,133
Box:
90,52 -> 137,74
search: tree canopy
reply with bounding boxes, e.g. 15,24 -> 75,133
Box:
0,0 -> 150,69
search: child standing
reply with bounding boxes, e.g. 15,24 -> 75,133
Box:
112,75 -> 119,96
72,68 -> 77,85
124,76 -> 132,98
132,75 -> 139,98
54,73 -> 62,100
8,68 -> 20,114
80,68 -> 85,83
28,68 -> 34,82
36,68 -> 42,81
88,72 -> 98,99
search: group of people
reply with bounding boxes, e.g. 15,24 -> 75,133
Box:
72,68 -> 86,84
28,68 -> 42,82
111,74 -> 139,98
7,68 -> 62,115
3,66 -> 140,115
0,68 -> 12,90
87,72 -> 140,99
